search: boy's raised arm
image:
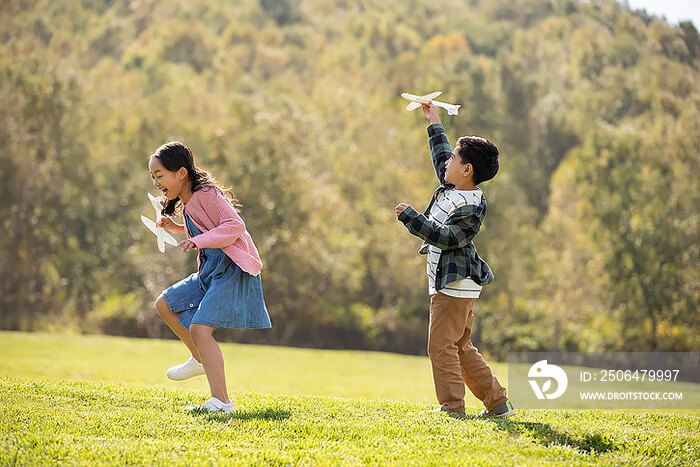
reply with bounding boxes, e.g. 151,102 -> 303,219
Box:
422,103 -> 452,184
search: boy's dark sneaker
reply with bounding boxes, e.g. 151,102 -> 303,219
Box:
478,400 -> 515,418
443,409 -> 466,420
422,407 -> 467,420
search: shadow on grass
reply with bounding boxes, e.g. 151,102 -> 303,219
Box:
192,407 -> 292,423
468,416 -> 618,454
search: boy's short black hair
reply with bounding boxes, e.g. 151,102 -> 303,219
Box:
456,136 -> 499,184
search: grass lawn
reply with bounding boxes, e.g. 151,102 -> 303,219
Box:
0,331 -> 449,403
1,331 -> 698,465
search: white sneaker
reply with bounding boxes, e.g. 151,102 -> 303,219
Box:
166,356 -> 205,380
186,397 -> 235,414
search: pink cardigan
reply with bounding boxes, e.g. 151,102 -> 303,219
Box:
183,187 -> 263,276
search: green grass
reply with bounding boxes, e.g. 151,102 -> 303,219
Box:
1,332 -> 698,466
0,331 -> 452,403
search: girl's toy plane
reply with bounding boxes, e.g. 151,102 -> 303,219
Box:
141,193 -> 178,253
401,91 -> 461,116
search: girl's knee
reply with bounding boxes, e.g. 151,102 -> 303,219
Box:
189,323 -> 213,342
155,294 -> 170,316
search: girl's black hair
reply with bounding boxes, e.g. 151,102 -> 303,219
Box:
150,142 -> 238,216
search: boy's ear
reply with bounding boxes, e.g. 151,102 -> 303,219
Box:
463,163 -> 473,178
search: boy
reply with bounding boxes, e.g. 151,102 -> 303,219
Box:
395,102 -> 514,418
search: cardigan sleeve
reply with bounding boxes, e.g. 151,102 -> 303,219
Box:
188,188 -> 246,249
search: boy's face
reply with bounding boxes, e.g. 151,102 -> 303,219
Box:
444,146 -> 472,185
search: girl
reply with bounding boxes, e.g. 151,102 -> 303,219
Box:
149,141 -> 271,413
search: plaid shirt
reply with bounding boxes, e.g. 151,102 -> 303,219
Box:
398,124 -> 494,290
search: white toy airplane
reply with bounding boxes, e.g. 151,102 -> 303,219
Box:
401,91 -> 461,116
141,193 -> 178,253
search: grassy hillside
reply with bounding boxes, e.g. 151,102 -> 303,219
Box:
1,332 -> 699,465
0,331 -> 452,403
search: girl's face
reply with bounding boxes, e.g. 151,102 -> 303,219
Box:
148,156 -> 189,200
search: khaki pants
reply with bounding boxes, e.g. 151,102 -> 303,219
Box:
428,291 -> 507,413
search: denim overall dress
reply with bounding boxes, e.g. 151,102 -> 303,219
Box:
163,212 -> 272,330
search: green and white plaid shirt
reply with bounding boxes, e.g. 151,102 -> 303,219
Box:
398,123 -> 494,290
